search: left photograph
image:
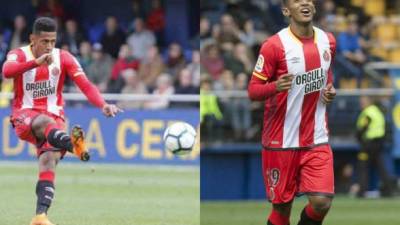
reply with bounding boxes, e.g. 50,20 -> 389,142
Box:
0,0 -> 199,225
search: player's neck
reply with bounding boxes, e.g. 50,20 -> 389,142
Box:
289,23 -> 313,39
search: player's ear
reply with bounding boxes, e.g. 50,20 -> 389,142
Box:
282,7 -> 290,17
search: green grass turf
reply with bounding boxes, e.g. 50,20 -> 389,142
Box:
0,161 -> 199,225
201,196 -> 400,225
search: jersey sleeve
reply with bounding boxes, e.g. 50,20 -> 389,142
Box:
2,49 -> 37,78
248,39 -> 280,101
327,32 -> 336,85
252,39 -> 279,82
62,50 -> 106,108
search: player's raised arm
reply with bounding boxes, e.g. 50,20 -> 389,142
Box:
62,50 -> 123,117
2,50 -> 37,78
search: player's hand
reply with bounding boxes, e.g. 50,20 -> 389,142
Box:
102,104 -> 123,117
321,83 -> 336,104
275,74 -> 294,92
35,53 -> 53,65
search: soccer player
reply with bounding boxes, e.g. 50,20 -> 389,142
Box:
2,17 -> 122,225
247,1 -> 336,225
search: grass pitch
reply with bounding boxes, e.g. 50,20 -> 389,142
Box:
201,196 -> 400,225
0,161 -> 199,225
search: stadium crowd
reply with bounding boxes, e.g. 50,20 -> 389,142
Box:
0,0 -> 200,109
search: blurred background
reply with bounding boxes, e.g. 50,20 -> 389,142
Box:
0,0 -> 199,224
200,0 -> 400,224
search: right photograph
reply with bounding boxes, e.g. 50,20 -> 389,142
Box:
200,0 -> 400,225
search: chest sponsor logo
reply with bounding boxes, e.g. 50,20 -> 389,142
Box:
25,80 -> 56,99
294,67 -> 325,94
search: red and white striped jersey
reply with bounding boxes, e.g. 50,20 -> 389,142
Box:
252,26 -> 336,149
4,45 -> 85,117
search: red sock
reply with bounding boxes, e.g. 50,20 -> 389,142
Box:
268,209 -> 290,225
39,170 -> 55,182
305,204 -> 324,221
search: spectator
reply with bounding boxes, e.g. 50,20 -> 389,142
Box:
86,43 -> 114,92
173,68 -> 198,108
117,69 -> 148,109
218,14 -> 241,49
138,45 -> 165,90
175,68 -> 198,95
238,19 -> 256,47
146,0 -> 165,47
9,15 -> 30,50
200,78 -> 223,142
146,0 -> 165,33
215,70 -> 235,134
130,0 -> 146,22
126,18 -> 156,61
353,96 -> 397,197
100,16 -> 127,58
165,42 -> 186,79
231,73 -> 252,140
109,44 -> 140,93
200,16 -> 212,48
76,41 -> 92,72
336,19 -> 366,86
34,0 -> 66,21
224,43 -> 253,75
64,41 -> 93,93
200,43 -> 224,81
59,19 -> 86,55
144,73 -> 174,109
186,50 -> 201,87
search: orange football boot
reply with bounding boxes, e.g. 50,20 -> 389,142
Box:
29,213 -> 55,225
71,125 -> 90,161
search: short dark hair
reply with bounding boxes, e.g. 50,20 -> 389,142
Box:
32,17 -> 57,34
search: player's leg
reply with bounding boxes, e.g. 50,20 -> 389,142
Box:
36,151 -> 62,215
32,114 -> 89,161
263,150 -> 299,225
32,114 -> 73,151
368,140 -> 396,196
297,195 -> 332,225
30,151 -> 61,225
268,201 -> 293,225
356,147 -> 369,197
297,144 -> 334,225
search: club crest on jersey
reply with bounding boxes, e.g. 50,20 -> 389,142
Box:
295,67 -> 325,94
323,50 -> 330,62
51,67 -> 60,76
254,55 -> 264,72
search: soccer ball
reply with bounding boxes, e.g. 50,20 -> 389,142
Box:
163,122 -> 197,155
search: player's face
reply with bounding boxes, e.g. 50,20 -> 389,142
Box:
30,31 -> 57,56
282,0 -> 316,24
